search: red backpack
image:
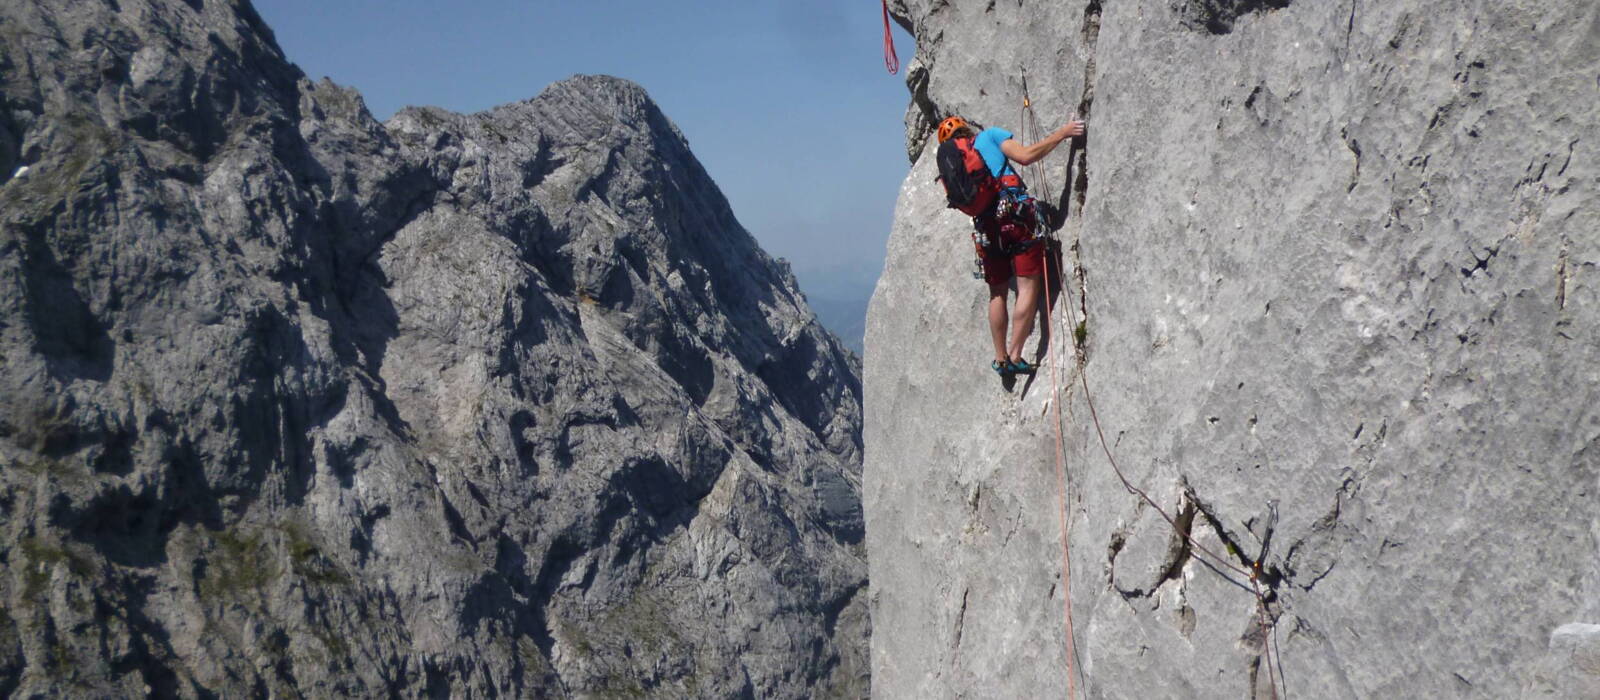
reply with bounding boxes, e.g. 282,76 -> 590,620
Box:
935,136 -> 1000,217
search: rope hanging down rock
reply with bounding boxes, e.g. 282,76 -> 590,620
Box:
1024,71 -> 1286,699
1022,70 -> 1085,700
882,0 -> 900,74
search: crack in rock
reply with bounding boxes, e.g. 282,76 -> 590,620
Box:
1172,0 -> 1295,35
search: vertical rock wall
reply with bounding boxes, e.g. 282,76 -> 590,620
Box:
866,1 -> 1600,697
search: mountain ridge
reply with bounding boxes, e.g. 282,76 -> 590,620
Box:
0,1 -> 866,696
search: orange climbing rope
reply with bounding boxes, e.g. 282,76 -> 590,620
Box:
1042,239 -> 1083,700
1022,75 -> 1084,700
1066,305 -> 1286,699
1022,74 -> 1286,699
882,0 -> 900,74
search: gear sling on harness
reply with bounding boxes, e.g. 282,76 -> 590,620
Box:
971,174 -> 1047,280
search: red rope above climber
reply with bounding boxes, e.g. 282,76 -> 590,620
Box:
882,0 -> 900,74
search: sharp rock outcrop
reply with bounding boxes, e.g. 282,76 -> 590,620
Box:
867,0 -> 1599,697
0,0 -> 866,697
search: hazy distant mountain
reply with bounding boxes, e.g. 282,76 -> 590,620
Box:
794,260 -> 880,357
808,294 -> 869,357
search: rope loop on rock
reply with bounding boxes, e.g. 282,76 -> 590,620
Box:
882,0 -> 900,74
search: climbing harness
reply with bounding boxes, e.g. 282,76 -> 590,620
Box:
966,155 -> 1048,279
882,0 -> 900,74
1024,68 -> 1287,698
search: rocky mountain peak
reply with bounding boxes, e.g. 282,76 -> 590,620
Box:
516,74 -> 679,141
0,0 -> 866,696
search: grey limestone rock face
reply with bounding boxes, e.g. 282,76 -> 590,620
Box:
1528,623 -> 1600,698
0,0 -> 865,697
867,0 -> 1600,697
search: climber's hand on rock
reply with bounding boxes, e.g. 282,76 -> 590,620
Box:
1057,117 -> 1086,139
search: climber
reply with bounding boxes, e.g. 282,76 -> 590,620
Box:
934,115 -> 1084,376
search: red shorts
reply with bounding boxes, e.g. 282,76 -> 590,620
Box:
976,217 -> 1042,286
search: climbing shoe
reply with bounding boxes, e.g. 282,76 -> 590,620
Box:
992,360 -> 1011,376
1007,358 -> 1036,374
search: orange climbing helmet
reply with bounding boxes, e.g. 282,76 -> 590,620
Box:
936,116 -> 970,143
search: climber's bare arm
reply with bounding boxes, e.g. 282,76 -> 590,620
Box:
1001,118 -> 1086,166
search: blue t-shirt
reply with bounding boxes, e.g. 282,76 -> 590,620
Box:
974,127 -> 1015,178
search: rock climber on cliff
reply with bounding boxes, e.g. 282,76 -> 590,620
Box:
934,114 -> 1084,376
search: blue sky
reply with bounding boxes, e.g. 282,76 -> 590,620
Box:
253,0 -> 915,304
